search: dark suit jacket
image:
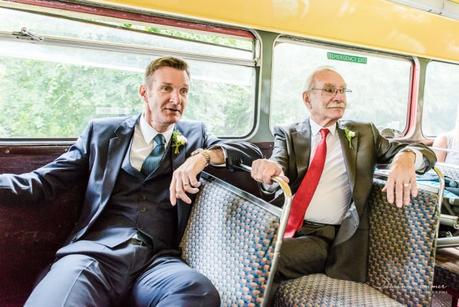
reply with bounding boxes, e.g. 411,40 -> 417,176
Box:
0,114 -> 262,247
269,118 -> 436,282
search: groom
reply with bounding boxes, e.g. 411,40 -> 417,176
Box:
0,56 -> 262,306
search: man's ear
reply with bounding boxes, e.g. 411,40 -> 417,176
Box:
303,91 -> 311,109
139,85 -> 147,101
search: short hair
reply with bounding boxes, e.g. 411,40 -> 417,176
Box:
144,56 -> 190,84
303,66 -> 341,92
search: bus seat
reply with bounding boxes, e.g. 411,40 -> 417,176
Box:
0,146 -> 85,307
274,178 -> 440,306
0,143 -> 273,306
180,172 -> 283,306
0,188 -> 84,307
437,162 -> 459,182
435,247 -> 459,306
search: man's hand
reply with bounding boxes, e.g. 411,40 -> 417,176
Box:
169,154 -> 207,206
169,148 -> 225,206
251,159 -> 289,184
382,151 -> 418,208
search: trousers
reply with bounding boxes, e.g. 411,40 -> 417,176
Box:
25,239 -> 220,307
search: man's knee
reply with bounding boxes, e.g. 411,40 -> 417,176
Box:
277,237 -> 329,280
180,271 -> 220,306
25,254 -> 110,307
132,268 -> 220,307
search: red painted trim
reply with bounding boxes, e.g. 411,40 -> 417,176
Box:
408,60 -> 419,136
7,0 -> 255,39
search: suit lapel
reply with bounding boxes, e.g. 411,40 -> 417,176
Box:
337,121 -> 358,193
171,122 -> 190,243
99,115 -> 138,210
171,124 -> 187,171
292,119 -> 312,181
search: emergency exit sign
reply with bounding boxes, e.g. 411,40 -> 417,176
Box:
327,52 -> 367,64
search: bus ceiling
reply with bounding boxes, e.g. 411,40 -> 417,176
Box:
4,0 -> 459,63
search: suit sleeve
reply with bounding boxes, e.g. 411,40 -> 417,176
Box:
0,123 -> 92,205
201,123 -> 263,170
270,126 -> 290,177
371,123 -> 436,174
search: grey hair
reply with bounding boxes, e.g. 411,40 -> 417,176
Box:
303,66 -> 341,92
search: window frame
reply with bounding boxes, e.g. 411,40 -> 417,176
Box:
0,3 -> 260,142
269,35 -> 416,137
422,59 -> 459,138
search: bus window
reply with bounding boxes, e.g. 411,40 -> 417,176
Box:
0,7 -> 257,139
423,61 -> 459,137
270,38 -> 412,134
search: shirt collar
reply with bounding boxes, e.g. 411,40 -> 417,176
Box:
309,118 -> 337,136
139,114 -> 174,145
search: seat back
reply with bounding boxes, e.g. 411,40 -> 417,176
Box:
437,162 -> 459,181
180,172 -> 282,306
367,179 -> 440,306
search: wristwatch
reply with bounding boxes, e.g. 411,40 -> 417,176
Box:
191,148 -> 211,166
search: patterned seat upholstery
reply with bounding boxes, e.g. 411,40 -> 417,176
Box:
274,179 -> 440,306
274,273 -> 404,307
180,172 -> 282,306
437,162 -> 459,181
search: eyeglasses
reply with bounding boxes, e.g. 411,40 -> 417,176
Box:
310,87 -> 352,96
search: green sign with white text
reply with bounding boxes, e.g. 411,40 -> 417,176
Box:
327,52 -> 367,64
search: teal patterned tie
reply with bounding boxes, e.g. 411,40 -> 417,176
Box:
141,134 -> 166,176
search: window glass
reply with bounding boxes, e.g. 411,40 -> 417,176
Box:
270,40 -> 412,134
0,8 -> 256,138
0,8 -> 253,59
423,61 -> 459,136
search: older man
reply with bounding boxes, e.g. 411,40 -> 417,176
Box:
0,56 -> 262,306
251,66 -> 436,283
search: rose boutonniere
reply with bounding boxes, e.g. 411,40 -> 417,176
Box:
344,127 -> 356,149
171,130 -> 187,155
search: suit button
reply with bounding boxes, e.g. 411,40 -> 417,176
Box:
140,208 -> 147,213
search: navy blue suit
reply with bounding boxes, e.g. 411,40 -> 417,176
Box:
0,115 -> 262,306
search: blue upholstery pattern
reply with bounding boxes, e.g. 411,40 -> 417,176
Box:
274,179 -> 439,306
180,173 -> 282,306
367,179 -> 439,306
437,163 -> 459,181
274,273 -> 403,307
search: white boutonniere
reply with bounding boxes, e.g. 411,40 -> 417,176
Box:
344,127 -> 356,149
171,130 -> 187,155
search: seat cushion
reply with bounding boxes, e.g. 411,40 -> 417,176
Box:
180,174 -> 282,305
274,274 -> 404,307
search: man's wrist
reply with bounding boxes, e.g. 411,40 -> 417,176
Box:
397,148 -> 426,170
191,148 -> 211,166
398,149 -> 416,162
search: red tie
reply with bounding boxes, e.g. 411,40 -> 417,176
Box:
284,128 -> 330,238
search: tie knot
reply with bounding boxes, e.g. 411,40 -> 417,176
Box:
320,128 -> 329,139
154,134 -> 166,146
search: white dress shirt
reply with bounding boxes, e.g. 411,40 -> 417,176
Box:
302,119 -> 425,225
304,120 -> 351,225
129,115 -> 174,172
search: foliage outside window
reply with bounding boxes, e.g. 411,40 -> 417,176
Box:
270,40 -> 412,134
0,8 -> 256,138
423,61 -> 459,136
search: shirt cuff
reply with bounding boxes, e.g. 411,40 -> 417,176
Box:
261,182 -> 279,194
400,148 -> 425,171
208,145 -> 226,167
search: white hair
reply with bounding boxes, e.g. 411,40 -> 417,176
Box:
303,66 -> 342,92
